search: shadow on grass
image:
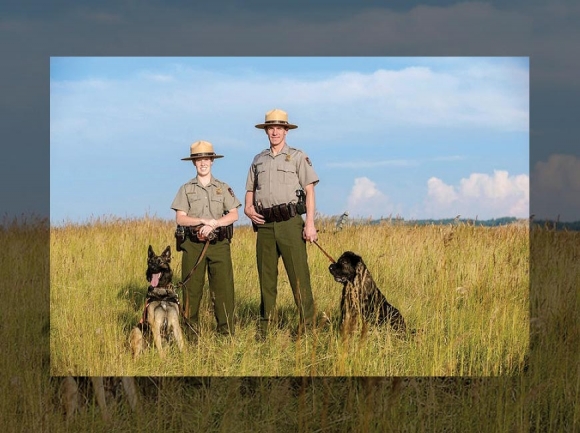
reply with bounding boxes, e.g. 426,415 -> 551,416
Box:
234,296 -> 307,332
116,281 -> 150,333
114,278 -> 334,338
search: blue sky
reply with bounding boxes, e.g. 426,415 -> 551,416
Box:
50,57 -> 529,225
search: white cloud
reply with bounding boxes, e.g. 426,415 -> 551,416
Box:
346,177 -> 399,218
141,72 -> 175,82
427,177 -> 458,205
531,154 -> 580,221
50,57 -> 529,153
328,155 -> 466,170
425,170 -> 529,219
327,159 -> 418,169
285,64 -> 528,134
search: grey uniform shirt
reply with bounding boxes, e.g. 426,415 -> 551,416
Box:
245,144 -> 319,209
171,176 -> 241,219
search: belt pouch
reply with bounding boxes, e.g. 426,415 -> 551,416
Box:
225,224 -> 234,239
271,205 -> 282,222
262,208 -> 273,222
279,203 -> 290,221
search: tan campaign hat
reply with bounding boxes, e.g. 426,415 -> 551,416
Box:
181,140 -> 224,161
255,108 -> 298,129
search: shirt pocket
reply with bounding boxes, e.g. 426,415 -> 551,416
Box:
186,192 -> 204,216
277,162 -> 298,185
210,195 -> 225,217
254,163 -> 266,190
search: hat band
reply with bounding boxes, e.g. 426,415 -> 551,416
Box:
265,120 -> 290,124
190,152 -> 216,158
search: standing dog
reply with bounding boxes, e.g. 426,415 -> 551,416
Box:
329,251 -> 406,335
129,245 -> 184,358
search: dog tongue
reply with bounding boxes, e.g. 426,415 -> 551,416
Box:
151,272 -> 161,287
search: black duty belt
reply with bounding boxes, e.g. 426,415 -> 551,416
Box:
175,225 -> 233,250
187,225 -> 233,243
260,202 -> 302,223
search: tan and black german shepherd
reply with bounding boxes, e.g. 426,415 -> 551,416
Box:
129,245 -> 184,358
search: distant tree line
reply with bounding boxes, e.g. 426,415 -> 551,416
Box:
328,214 -> 580,231
530,219 -> 580,231
405,216 -> 519,227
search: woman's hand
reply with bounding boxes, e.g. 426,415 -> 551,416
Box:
196,224 -> 215,241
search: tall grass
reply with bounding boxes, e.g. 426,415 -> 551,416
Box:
1,217 -> 50,432
50,217 -> 528,377
2,217 -> 579,431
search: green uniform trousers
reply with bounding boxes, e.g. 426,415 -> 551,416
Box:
256,215 -> 315,332
181,238 -> 235,335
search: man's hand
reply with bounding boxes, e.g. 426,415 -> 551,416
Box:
303,222 -> 318,242
244,205 -> 265,226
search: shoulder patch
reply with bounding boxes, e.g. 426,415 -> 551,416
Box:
305,157 -> 312,166
228,187 -> 235,197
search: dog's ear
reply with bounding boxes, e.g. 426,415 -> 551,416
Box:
148,245 -> 155,257
162,245 -> 171,261
343,251 -> 360,263
353,260 -> 367,287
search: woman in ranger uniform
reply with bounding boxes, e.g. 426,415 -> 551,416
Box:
171,140 -> 241,339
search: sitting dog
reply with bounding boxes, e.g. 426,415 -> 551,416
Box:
129,245 -> 184,358
329,251 -> 406,335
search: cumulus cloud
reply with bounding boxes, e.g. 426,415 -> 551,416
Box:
50,57 -> 528,154
427,177 -> 458,205
531,154 -> 580,221
425,170 -> 529,219
327,159 -> 418,169
346,177 -> 399,218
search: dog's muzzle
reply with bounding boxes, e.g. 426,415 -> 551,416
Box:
329,264 -> 348,283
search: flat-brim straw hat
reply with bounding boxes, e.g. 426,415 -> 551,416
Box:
255,108 -> 298,129
181,140 -> 224,160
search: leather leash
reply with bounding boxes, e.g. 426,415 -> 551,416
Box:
312,240 -> 336,264
178,237 -> 212,318
179,238 -> 212,287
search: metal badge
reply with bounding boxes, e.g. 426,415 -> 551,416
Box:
285,154 -> 291,162
216,188 -> 222,195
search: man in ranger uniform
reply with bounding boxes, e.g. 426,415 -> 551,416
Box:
244,108 -> 319,339
172,140 -> 241,339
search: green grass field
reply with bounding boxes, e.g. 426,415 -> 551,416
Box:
50,217 -> 528,377
3,216 -> 579,431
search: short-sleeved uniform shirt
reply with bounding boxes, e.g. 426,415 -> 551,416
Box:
245,144 -> 319,209
171,176 -> 241,219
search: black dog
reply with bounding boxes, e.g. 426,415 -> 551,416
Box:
129,245 -> 184,359
329,251 -> 406,335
